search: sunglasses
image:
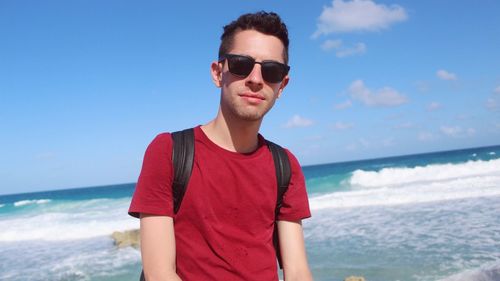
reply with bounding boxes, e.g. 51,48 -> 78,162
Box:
219,54 -> 290,83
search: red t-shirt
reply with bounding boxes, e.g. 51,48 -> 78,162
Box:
129,126 -> 311,281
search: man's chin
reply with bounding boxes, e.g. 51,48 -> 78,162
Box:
233,111 -> 266,122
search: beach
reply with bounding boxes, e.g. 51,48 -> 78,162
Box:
1,145 -> 499,281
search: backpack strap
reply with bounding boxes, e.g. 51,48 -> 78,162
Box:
171,128 -> 195,214
266,140 -> 292,269
139,128 -> 195,281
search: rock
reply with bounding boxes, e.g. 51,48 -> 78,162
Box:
111,229 -> 140,248
344,276 -> 366,281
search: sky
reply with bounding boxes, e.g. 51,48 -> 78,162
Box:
1,0 -> 499,195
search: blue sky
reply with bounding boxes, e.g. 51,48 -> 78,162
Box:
1,0 -> 499,195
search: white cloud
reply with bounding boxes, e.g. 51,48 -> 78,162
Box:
333,121 -> 354,130
335,99 -> 353,110
284,115 -> 314,128
440,126 -> 462,137
486,98 -> 498,110
418,132 -> 435,141
337,43 -> 367,57
321,39 -> 343,50
348,79 -> 408,107
436,69 -> 457,81
321,39 -> 367,57
313,0 -> 408,37
440,126 -> 476,138
486,87 -> 500,111
427,102 -> 441,111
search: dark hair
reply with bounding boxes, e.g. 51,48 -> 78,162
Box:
218,11 -> 289,64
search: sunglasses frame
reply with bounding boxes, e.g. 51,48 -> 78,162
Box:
219,53 -> 290,83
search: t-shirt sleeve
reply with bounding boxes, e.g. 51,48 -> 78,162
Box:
128,133 -> 174,218
277,149 -> 311,221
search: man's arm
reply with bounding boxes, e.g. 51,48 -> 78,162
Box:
278,220 -> 313,281
140,214 -> 182,281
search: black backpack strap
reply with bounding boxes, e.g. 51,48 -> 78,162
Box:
171,128 -> 195,214
266,140 -> 292,269
140,128 -> 195,281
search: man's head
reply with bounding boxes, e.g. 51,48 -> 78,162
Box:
218,11 -> 289,65
211,11 -> 290,123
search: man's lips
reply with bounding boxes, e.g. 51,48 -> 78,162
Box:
239,93 -> 265,100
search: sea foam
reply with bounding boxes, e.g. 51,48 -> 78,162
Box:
439,261 -> 500,281
0,198 -> 138,242
310,159 -> 500,209
348,158 -> 500,188
13,199 -> 51,207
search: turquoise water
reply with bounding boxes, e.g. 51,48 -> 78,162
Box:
1,145 -> 500,281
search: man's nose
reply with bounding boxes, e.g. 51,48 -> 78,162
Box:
245,63 -> 264,86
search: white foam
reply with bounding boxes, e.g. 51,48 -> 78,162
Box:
490,152 -> 497,155
1,238 -> 142,280
13,199 -> 51,207
439,261 -> 500,281
0,204 -> 5,208
348,159 -> 500,188
49,242 -> 141,277
0,198 -> 139,242
310,159 -> 500,209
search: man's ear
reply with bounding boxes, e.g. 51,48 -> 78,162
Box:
210,61 -> 223,88
277,75 -> 289,98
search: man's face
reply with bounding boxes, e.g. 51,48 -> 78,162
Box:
212,29 -> 289,123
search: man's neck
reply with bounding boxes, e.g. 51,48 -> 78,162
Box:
201,111 -> 262,154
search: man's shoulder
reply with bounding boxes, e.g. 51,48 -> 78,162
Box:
149,132 -> 173,145
142,132 -> 175,158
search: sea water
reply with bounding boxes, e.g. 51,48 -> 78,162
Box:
1,145 -> 499,281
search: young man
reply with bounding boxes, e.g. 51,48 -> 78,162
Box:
129,11 -> 313,281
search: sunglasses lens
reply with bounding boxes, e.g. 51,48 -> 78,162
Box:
262,63 -> 286,83
224,54 -> 289,83
227,56 -> 254,77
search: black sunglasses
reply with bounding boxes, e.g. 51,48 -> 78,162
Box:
219,54 -> 290,83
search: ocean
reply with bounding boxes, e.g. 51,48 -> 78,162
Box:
1,145 -> 499,281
